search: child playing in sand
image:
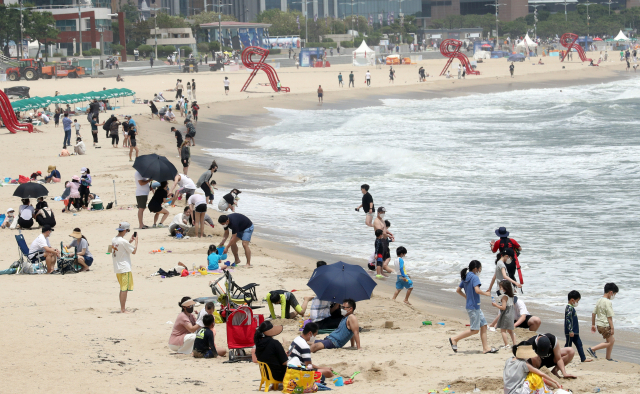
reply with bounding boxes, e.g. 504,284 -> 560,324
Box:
1,208 -> 15,229
392,246 -> 413,305
503,342 -> 562,393
196,301 -> 217,331
565,290 -> 592,363
199,245 -> 229,272
588,283 -> 619,361
193,314 -> 227,358
492,279 -> 516,348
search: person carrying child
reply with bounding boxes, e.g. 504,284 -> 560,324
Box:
1,208 -> 15,229
492,279 -> 516,349
565,290 -> 592,363
193,314 -> 227,358
588,282 -> 619,362
391,246 -> 413,305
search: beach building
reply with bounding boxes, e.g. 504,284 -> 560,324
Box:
199,21 -> 272,50
147,27 -> 197,54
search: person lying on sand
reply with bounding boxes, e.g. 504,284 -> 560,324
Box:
311,299 -> 360,352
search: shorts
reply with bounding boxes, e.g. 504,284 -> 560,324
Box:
237,224 -> 254,242
467,308 -> 487,331
539,355 -> 556,369
376,259 -> 383,267
515,315 -> 532,329
136,195 -> 148,209
84,256 -> 94,267
597,325 -> 612,339
182,158 -> 190,167
116,272 -> 134,291
396,276 -> 413,290
130,139 -> 137,147
318,93 -> 323,97
193,349 -> 217,359
177,140 -> 183,148
195,203 -> 207,213
314,338 -> 336,350
224,86 -> 229,91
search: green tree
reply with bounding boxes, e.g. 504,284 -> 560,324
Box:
257,9 -> 304,37
23,10 -> 59,60
137,44 -> 153,57
0,5 -> 21,57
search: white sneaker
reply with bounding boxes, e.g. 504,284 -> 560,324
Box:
488,327 -> 496,332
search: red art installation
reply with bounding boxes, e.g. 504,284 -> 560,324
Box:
240,46 -> 290,93
0,90 -> 33,133
560,33 -> 591,62
439,39 -> 480,76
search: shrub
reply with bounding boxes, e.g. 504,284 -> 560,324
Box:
207,41 -> 220,52
197,42 -> 209,54
137,44 -> 153,56
222,46 -> 233,52
111,44 -> 124,53
340,41 -> 354,48
157,45 -> 176,57
179,45 -> 193,57
321,37 -> 334,42
305,42 -> 337,48
52,52 -> 63,57
354,37 -> 363,47
269,48 -> 281,54
83,48 -> 101,56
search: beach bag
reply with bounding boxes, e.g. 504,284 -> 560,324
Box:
523,372 -> 550,394
282,367 -> 317,394
18,175 -> 29,184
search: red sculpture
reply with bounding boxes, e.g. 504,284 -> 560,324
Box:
439,39 -> 479,76
560,33 -> 591,62
240,46 -> 290,93
0,90 -> 33,133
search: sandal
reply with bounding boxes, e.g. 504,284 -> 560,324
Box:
449,338 -> 458,353
484,347 -> 499,354
141,225 -> 149,229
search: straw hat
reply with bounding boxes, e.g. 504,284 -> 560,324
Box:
69,230 -> 82,239
515,345 -> 537,359
48,165 -> 56,172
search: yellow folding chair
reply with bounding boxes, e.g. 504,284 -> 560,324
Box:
258,362 -> 282,392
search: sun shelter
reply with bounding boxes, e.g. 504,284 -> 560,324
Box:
614,30 -> 629,41
353,40 -> 376,67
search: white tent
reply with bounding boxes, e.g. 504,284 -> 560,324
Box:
353,40 -> 375,66
614,30 -> 629,41
516,34 -> 538,48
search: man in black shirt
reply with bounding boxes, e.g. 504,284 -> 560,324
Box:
172,127 -> 183,157
193,314 -> 227,358
218,213 -> 254,266
104,114 -> 116,139
524,333 -> 577,379
355,184 -> 374,227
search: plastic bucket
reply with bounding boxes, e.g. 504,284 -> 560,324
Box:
217,246 -> 227,259
92,202 -> 104,210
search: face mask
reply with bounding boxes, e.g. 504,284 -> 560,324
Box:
611,294 -> 616,300
309,335 -> 316,343
341,309 -> 348,316
505,257 -> 512,264
574,302 -> 579,308
379,214 -> 385,220
185,306 -> 194,314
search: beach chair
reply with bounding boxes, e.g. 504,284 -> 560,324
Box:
57,242 -> 79,275
14,234 -> 44,274
226,306 -> 257,363
209,270 -> 259,307
258,362 -> 283,392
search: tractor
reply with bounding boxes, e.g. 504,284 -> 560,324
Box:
6,59 -> 84,81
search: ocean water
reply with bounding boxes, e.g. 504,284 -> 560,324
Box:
206,78 -> 640,330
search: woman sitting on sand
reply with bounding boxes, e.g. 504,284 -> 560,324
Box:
503,342 -> 562,394
168,297 -> 200,354
68,176 -> 82,211
17,199 -> 35,229
35,201 -> 56,228
44,165 -> 61,183
67,228 -> 93,272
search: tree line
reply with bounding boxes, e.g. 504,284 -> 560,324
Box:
0,4 -> 58,58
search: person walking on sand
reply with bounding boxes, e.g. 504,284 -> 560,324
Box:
366,70 -> 371,86
223,77 -> 230,95
373,207 -> 394,275
458,63 -> 462,79
509,62 -> 515,78
449,260 -> 499,354
355,184 -> 375,227
490,227 -> 523,288
349,71 -> 355,87
338,72 -> 343,87
492,279 -> 516,349
391,246 -> 413,305
62,113 -> 72,149
317,85 -> 323,103
565,290 -> 592,363
588,282 -> 619,362
388,67 -> 395,84
112,222 -> 138,313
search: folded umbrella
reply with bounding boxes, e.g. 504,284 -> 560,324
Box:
13,182 -> 49,198
307,261 -> 377,303
132,154 -> 178,182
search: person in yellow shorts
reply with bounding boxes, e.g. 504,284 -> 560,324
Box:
112,222 -> 138,313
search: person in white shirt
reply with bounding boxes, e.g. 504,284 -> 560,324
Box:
170,173 -> 197,204
489,296 -> 541,332
112,222 -> 138,313
365,70 -> 371,86
40,113 -> 50,124
134,170 -> 151,229
169,206 -> 192,236
223,77 -> 230,95
165,108 -> 176,122
74,137 -> 86,155
288,322 -> 333,378
28,225 -> 60,273
188,193 -> 207,238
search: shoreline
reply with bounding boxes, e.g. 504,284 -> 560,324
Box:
188,70 -> 640,364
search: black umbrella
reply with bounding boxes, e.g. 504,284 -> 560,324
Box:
132,154 -> 178,182
307,261 -> 377,303
13,182 -> 49,198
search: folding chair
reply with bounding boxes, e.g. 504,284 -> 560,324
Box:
258,362 -> 283,392
208,270 -> 259,307
57,242 -> 79,275
15,234 -> 44,274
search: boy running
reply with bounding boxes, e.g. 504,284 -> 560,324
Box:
391,246 -> 413,305
588,283 -> 619,361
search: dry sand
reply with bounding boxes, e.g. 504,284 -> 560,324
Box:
0,55 -> 638,393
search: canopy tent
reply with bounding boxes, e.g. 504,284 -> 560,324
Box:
10,88 -> 135,112
614,30 -> 629,41
353,40 -> 376,67
516,34 -> 538,48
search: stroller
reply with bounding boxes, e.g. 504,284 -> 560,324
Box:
195,270 -> 260,311
225,305 -> 263,362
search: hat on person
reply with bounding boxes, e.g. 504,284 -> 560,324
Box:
179,298 -> 196,308
7,208 -> 14,213
42,225 -> 54,233
514,344 -> 538,359
531,335 -> 552,358
495,227 -> 509,238
70,229 -> 82,239
80,167 -> 87,173
377,207 -> 386,214
37,171 -> 42,175
116,222 -> 131,232
125,115 -> 131,119
72,175 -> 80,181
257,321 -> 283,337
48,165 -> 56,172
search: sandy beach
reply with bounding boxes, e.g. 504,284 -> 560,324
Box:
1,55 -> 639,393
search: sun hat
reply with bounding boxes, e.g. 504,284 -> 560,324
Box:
257,321 -> 283,337
7,208 -> 14,213
72,175 -> 80,181
180,299 -> 196,308
515,344 -> 537,359
70,229 -> 82,239
80,167 -> 87,173
48,165 -> 56,172
495,227 -> 509,238
117,222 -> 131,231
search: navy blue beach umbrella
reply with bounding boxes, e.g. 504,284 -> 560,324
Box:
307,261 -> 377,303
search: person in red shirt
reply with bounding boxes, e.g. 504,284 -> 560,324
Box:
490,227 -> 523,286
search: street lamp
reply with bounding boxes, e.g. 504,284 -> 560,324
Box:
485,0 -> 506,48
555,0 -> 569,22
529,4 -> 543,41
604,1 -> 617,15
210,2 -> 232,52
581,2 -> 594,37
